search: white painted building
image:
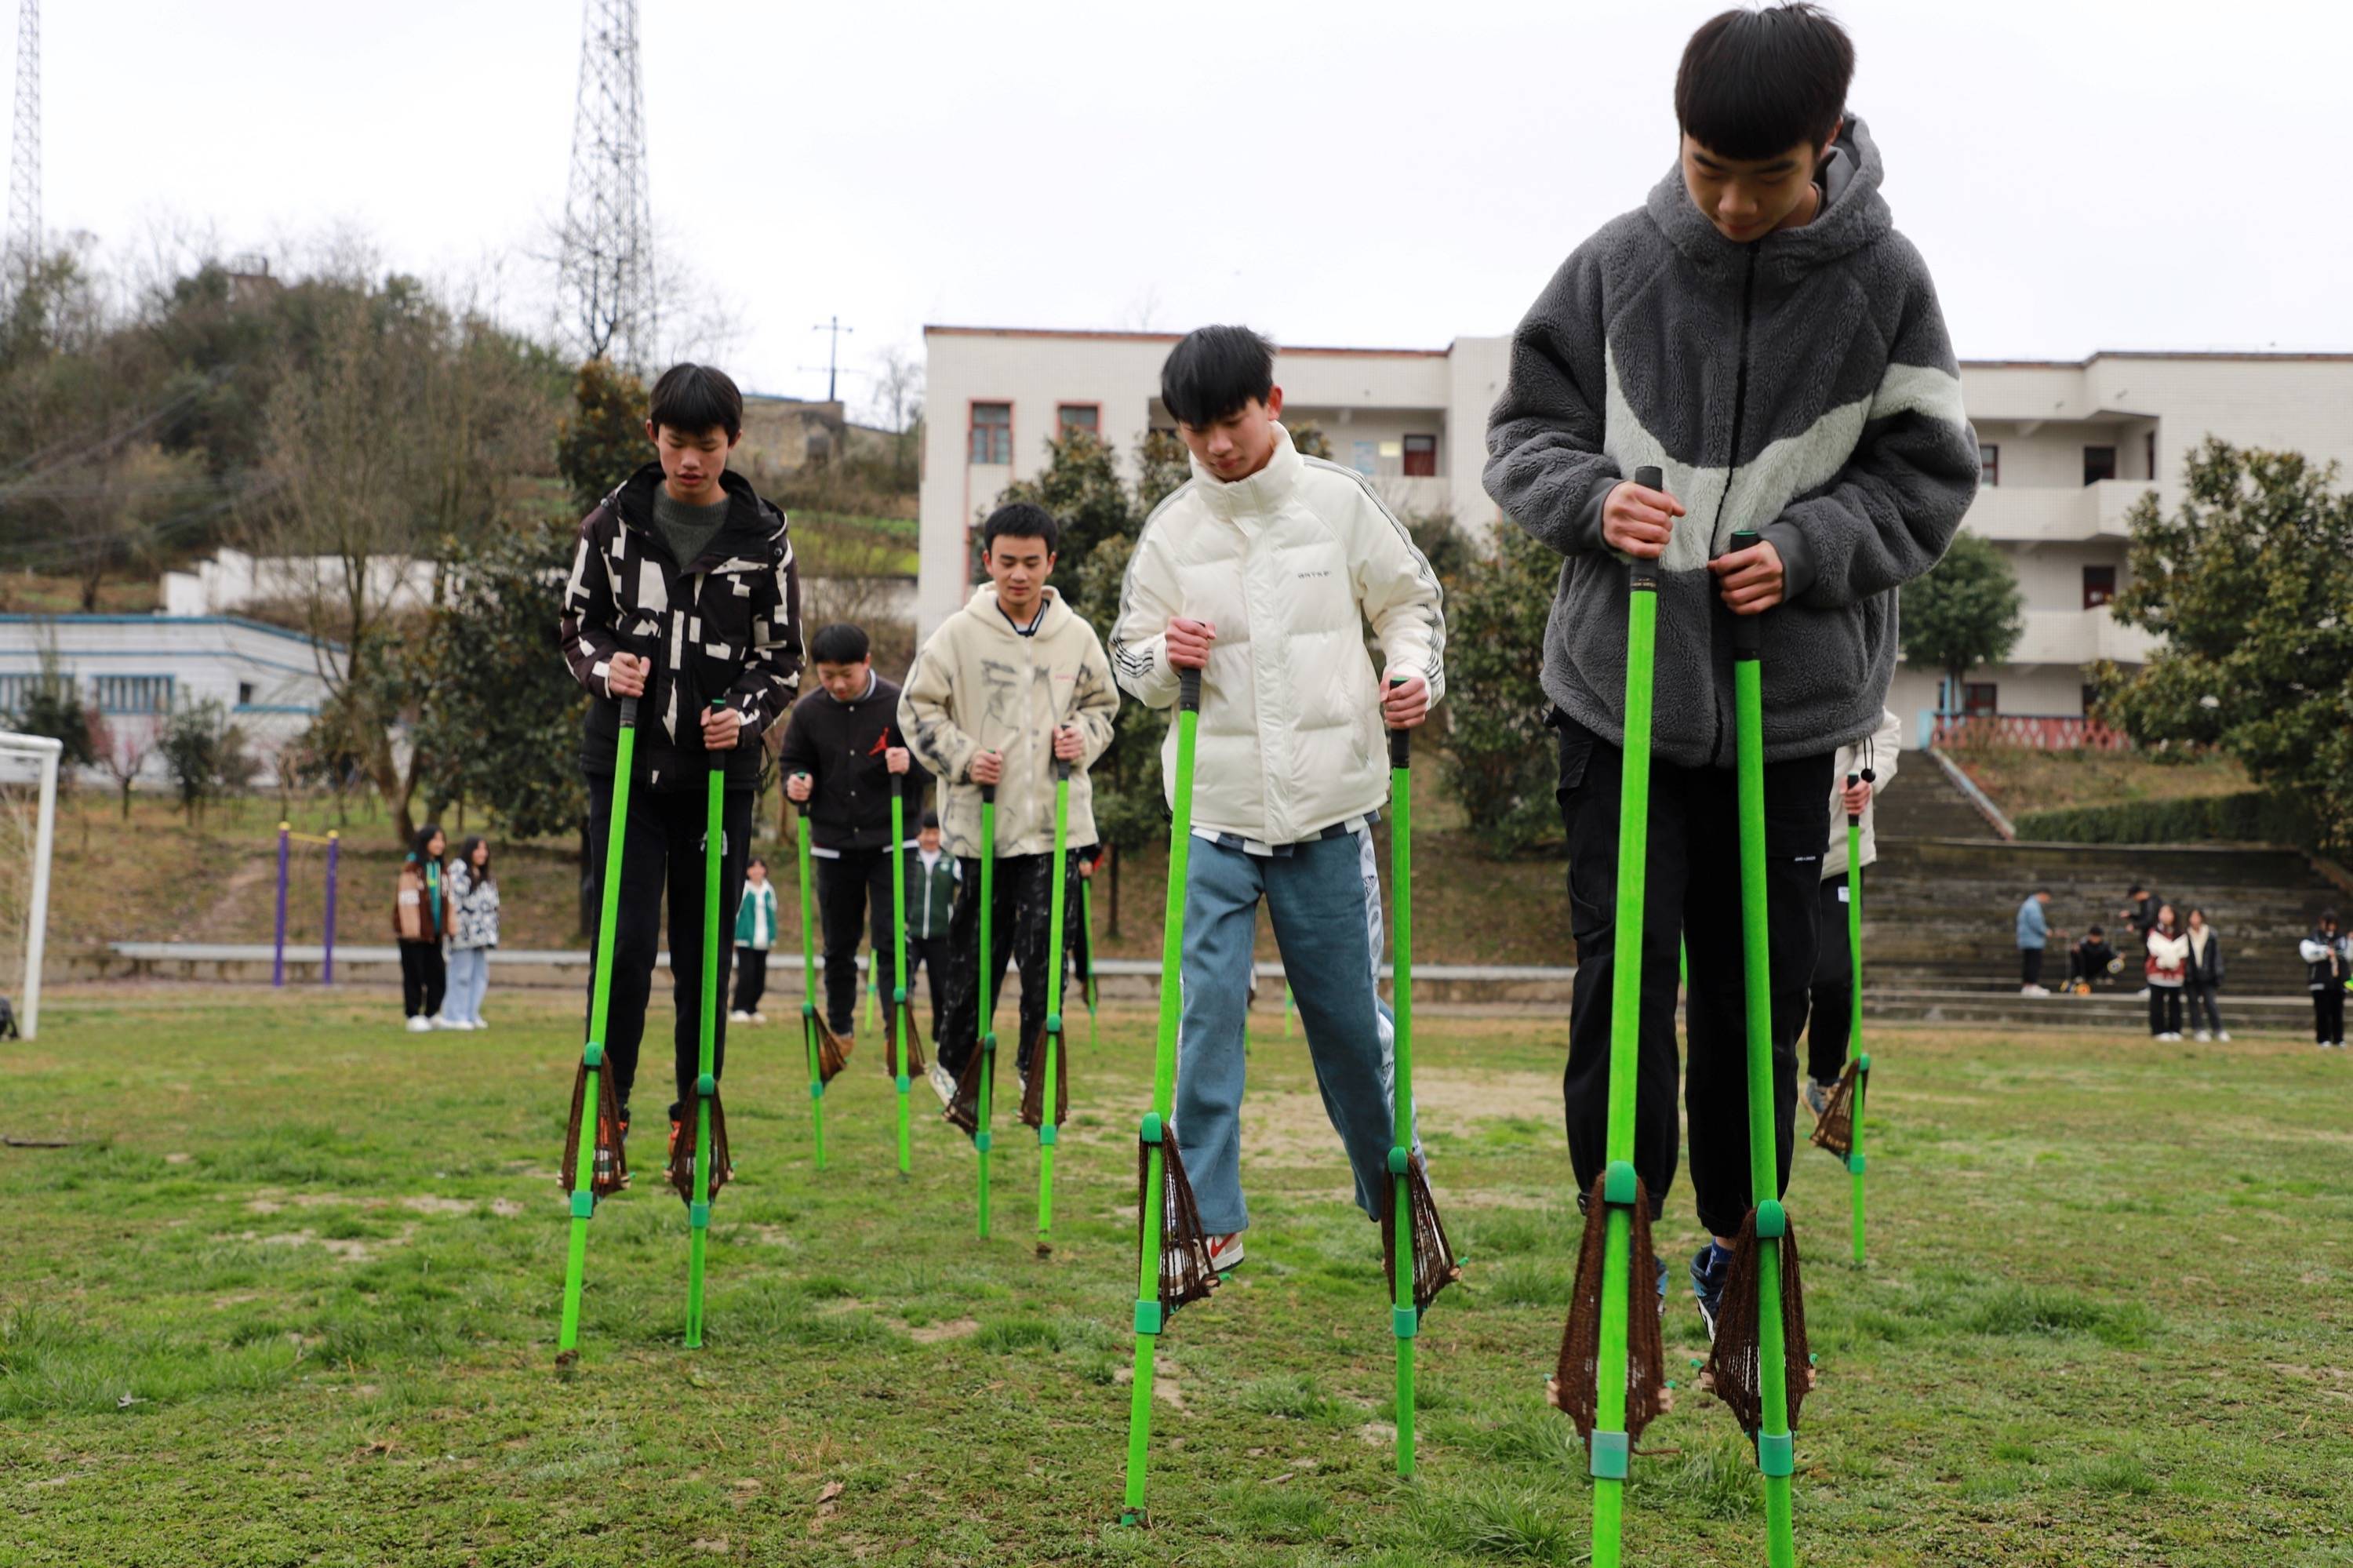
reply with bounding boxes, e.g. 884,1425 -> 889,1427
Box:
0,615 -> 340,783
162,550 -> 438,619
920,329 -> 2353,740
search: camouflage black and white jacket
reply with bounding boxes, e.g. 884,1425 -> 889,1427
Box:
559,462 -> 804,793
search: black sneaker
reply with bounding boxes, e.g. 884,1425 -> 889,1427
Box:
1690,1243 -> 1733,1342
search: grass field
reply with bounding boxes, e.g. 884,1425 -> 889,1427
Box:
3,991 -> 2349,1566
1948,748 -> 2252,819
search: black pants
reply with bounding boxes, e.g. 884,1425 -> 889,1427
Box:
1802,871 -> 1859,1085
2148,987 -> 2184,1036
399,939 -> 445,1020
935,850 -> 1078,1081
2187,983 -> 2223,1035
1553,712 -> 1831,1240
2316,987 -> 2345,1045
733,947 -> 769,1015
908,933 -> 951,1041
584,773 -> 754,1124
2020,948 -> 2044,988
816,847 -> 900,1036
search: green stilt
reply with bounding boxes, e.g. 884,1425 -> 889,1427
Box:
1387,685 -> 1421,1478
1036,757 -> 1072,1246
890,773 -> 913,1177
975,784 -> 998,1239
1731,530 -> 1798,1568
1282,984 -> 1294,1036
795,792 -> 826,1172
1585,466 -> 1664,1564
1080,875 -> 1099,1052
1120,668 -> 1203,1528
683,704 -> 725,1348
556,693 -> 638,1365
1847,764 -> 1873,1266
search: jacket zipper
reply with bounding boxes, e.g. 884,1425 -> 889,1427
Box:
1707,246 -> 1761,768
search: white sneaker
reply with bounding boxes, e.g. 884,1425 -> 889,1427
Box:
472,1017 -> 489,1031
2215,1031 -> 2230,1042
1206,1232 -> 1246,1272
2020,984 -> 2049,997
750,1012 -> 767,1025
406,1016 -> 432,1034
2194,1030 -> 2212,1042
925,1060 -> 956,1108
729,1010 -> 751,1023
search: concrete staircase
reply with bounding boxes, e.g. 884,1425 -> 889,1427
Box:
1874,757 -> 2002,839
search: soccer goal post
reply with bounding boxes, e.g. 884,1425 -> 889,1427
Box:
0,732 -> 60,1040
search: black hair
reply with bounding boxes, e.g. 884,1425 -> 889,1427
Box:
748,856 -> 767,872
456,834 -> 492,887
2323,908 -> 2341,926
412,823 -> 445,863
982,501 -> 1060,557
648,362 -> 744,440
1159,325 -> 1277,428
1675,3 -> 1854,161
920,809 -> 940,830
2129,884 -> 2148,897
2087,924 -> 2104,937
809,622 -> 871,665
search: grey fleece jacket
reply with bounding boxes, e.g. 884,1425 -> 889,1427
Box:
1483,115 -> 1979,768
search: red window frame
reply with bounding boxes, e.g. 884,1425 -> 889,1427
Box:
969,402 -> 1013,465
1978,442 -> 1999,487
1402,434 -> 1438,478
1056,402 -> 1100,437
1962,682 -> 1999,718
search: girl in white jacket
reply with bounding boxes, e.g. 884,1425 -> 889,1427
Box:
1110,326 -> 1446,1271
2144,904 -> 2189,1040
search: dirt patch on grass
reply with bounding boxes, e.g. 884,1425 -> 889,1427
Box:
1241,1069 -> 1558,1165
907,1317 -> 979,1344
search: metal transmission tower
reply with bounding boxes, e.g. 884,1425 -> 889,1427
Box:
558,0 -> 653,369
6,0 -> 37,281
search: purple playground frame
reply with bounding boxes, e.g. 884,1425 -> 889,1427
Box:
273,823 -> 342,988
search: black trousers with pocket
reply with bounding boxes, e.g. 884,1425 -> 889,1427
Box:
399,938 -> 445,1020
934,850 -> 1077,1082
1552,711 -> 1832,1240
1802,871 -> 1860,1085
908,933 -> 951,1042
816,846 -> 900,1037
732,947 -> 769,1015
584,773 -> 754,1124
2316,986 -> 2346,1045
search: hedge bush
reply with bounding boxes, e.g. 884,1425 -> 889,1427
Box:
2015,790 -> 2325,849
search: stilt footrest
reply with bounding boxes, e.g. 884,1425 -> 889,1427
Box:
1588,1429 -> 1630,1479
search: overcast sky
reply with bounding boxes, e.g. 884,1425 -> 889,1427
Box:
36,0 -> 2353,416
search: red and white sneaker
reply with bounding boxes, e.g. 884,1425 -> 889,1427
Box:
1206,1232 -> 1246,1273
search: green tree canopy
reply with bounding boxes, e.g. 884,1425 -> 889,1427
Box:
2098,438 -> 2353,847
1898,529 -> 2024,697
556,357 -> 648,515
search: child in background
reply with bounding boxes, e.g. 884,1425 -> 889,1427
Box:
906,810 -> 958,1042
731,857 -> 779,1024
2145,904 -> 2188,1039
395,824 -> 451,1033
2301,910 -> 2348,1049
2183,907 -> 2227,1042
442,835 -> 500,1030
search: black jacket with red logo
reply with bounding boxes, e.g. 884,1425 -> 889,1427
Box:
775,671 -> 931,851
559,463 -> 805,793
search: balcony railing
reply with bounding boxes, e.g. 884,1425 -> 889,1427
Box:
1931,712 -> 2133,751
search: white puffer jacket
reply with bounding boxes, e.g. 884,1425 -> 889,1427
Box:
1111,424 -> 1446,846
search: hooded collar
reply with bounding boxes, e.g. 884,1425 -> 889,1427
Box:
1644,113 -> 1893,289
962,581 -> 1069,638
1191,422 -> 1304,523
613,461 -> 777,568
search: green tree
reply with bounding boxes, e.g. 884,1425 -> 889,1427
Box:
1442,525 -> 1562,853
556,357 -> 648,514
1289,420 -> 1334,461
1898,529 -> 2024,706
2098,439 -> 2353,848
158,698 -> 253,824
991,427 -> 1136,618
4,646 -> 96,769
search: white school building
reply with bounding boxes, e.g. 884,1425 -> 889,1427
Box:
918,328 -> 2353,743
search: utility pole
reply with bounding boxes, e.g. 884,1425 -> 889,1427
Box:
7,0 -> 38,287
812,316 -> 853,403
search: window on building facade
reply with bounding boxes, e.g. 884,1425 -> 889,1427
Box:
1962,682 -> 1998,718
1057,404 -> 1099,436
1978,442 -> 1999,487
95,675 -> 173,715
238,682 -> 256,707
0,674 -> 45,714
2145,431 -> 2158,482
2081,684 -> 2102,716
2082,445 -> 2117,485
969,403 -> 1013,465
2082,565 -> 2118,609
1402,434 -> 1438,478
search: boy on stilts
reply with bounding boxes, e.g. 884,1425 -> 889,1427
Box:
776,621 -> 929,1055
559,362 -> 804,1166
1110,325 -> 1447,1275
902,503 -> 1118,1129
1487,0 -> 1973,1345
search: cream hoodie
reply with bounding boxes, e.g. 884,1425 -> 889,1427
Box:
1821,708 -> 1904,882
1110,424 -> 1446,846
899,583 -> 1118,859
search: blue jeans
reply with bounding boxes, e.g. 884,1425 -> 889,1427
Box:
444,945 -> 490,1024
1175,827 -> 1399,1235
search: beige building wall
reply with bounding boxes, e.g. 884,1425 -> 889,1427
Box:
921,331 -> 2353,743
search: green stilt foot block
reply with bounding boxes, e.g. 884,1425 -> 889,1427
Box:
975,1131 -> 992,1152
1392,1306 -> 1419,1339
1757,1199 -> 1787,1238
582,1042 -> 604,1068
1759,1432 -> 1795,1476
1589,1430 -> 1630,1479
896,1074 -> 911,1093
1118,1509 -> 1147,1529
1849,1154 -> 1867,1174
1133,1301 -> 1163,1334
1602,1159 -> 1638,1205
809,1080 -> 823,1101
1140,1113 -> 1163,1142
1038,1125 -> 1058,1146
689,1202 -> 711,1227
569,1190 -> 595,1219
1386,1145 -> 1409,1174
